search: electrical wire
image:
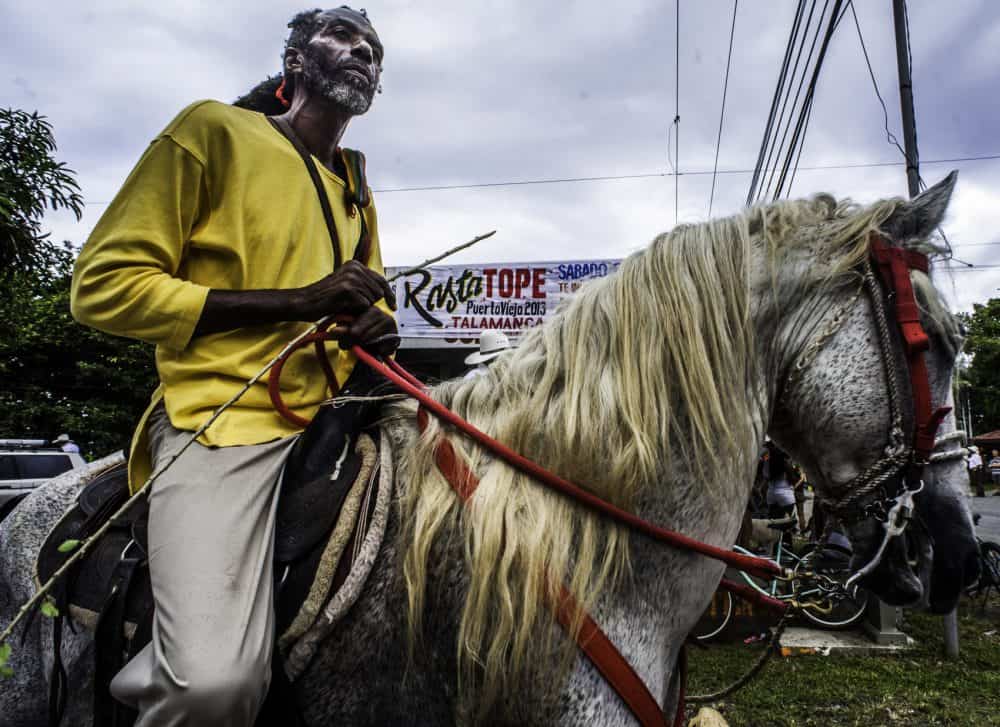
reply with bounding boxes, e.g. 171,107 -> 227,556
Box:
80,153 -> 1000,202
851,3 -> 906,159
709,0 -> 739,216
772,0 -> 849,199
761,0 -> 827,202
746,0 -> 807,206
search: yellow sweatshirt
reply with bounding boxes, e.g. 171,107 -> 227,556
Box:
71,100 -> 388,491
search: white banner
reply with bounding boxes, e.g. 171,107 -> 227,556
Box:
386,260 -> 621,346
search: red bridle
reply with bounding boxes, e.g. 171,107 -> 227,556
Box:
868,233 -> 951,465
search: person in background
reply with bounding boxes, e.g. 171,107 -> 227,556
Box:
990,449 -> 1000,487
463,330 -> 511,380
53,433 -> 80,454
764,441 -> 797,521
967,446 -> 985,497
792,465 -> 809,531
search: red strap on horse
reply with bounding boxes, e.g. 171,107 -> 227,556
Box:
368,352 -> 782,580
415,406 -> 675,727
869,234 -> 951,461
267,330 -> 789,726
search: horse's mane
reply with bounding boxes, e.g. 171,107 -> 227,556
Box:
394,192 -> 953,714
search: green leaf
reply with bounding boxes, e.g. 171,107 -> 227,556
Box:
57,539 -> 81,553
0,641 -> 12,678
40,598 -> 59,619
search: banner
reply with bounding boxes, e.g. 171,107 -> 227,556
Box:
386,260 -> 621,347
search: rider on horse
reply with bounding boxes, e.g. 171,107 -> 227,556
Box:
70,7 -> 395,724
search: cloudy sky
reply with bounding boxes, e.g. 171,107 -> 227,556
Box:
5,0 -> 998,311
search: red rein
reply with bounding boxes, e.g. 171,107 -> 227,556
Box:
268,334 -> 784,726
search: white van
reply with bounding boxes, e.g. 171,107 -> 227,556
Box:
0,440 -> 86,520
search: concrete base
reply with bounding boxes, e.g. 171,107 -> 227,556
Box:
779,626 -> 914,656
863,598 -> 910,645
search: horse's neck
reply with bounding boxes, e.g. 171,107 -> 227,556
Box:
748,247 -> 837,428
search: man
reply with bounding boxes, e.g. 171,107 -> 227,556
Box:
52,433 -> 80,454
71,8 -> 395,725
968,446 -> 984,497
462,330 -> 511,380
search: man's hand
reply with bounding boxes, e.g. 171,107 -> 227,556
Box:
338,305 -> 399,356
294,260 -> 396,321
193,261 -> 397,339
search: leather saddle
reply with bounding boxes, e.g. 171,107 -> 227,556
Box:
35,364 -> 392,727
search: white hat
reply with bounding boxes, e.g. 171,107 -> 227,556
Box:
53,433 -> 71,443
465,330 -> 511,365
969,445 -> 979,453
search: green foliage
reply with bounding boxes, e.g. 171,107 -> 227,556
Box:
0,641 -> 12,678
0,241 -> 158,459
959,298 -> 1000,434
39,597 -> 59,619
57,539 -> 81,554
0,109 -> 83,277
687,595 -> 1000,725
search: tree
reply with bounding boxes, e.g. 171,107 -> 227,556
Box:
0,108 -> 156,458
0,241 -> 159,458
960,298 -> 1000,435
0,108 -> 83,277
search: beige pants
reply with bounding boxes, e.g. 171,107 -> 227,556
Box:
110,404 -> 297,726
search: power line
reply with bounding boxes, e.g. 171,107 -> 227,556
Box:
850,3 -> 906,159
762,0 -> 826,201
709,0 -> 739,217
79,153 -> 1000,202
773,0 -> 849,199
747,0 -> 807,206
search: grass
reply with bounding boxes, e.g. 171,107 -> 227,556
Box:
685,594 -> 1000,726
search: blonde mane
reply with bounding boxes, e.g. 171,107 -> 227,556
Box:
396,193 -> 915,714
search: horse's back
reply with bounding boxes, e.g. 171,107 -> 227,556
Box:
0,453 -> 123,727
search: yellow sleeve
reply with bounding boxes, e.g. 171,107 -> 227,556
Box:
71,135 -> 210,351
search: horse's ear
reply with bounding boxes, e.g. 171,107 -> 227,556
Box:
882,171 -> 957,242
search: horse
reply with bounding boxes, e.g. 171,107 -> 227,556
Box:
0,173 -> 978,726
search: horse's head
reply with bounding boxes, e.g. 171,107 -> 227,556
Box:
768,172 -> 978,612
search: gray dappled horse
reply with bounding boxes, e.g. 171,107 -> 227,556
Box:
0,175 -> 977,726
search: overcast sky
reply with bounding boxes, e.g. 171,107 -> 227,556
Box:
4,0 -> 998,311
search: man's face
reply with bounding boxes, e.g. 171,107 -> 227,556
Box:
297,9 -> 383,115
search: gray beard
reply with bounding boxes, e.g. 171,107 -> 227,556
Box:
301,56 -> 374,115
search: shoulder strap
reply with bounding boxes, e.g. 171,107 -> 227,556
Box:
268,115 -> 343,269
341,148 -> 374,266
268,117 -> 377,269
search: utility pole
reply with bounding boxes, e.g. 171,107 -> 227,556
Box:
892,0 -> 920,199
892,0 -> 960,659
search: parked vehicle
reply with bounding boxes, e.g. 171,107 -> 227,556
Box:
0,439 -> 86,520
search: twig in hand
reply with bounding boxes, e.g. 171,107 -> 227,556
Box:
386,230 -> 496,282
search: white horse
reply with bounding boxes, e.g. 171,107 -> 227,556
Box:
0,174 -> 977,726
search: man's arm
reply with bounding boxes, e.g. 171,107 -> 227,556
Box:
193,260 -> 398,354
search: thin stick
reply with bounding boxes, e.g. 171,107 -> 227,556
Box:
0,229 -> 497,650
386,230 -> 496,282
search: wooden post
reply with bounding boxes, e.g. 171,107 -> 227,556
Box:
943,610 -> 960,659
892,0 -> 921,199
892,0 -> 959,658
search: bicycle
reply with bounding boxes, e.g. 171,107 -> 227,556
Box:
692,518 -> 869,641
964,513 -> 1000,605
